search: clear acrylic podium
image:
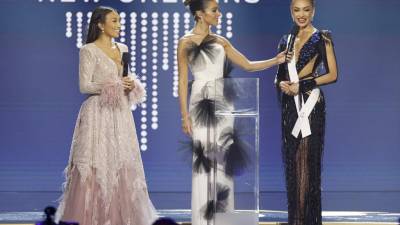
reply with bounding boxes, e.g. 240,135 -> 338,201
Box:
206,77 -> 259,225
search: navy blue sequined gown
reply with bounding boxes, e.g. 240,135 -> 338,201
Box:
275,30 -> 337,225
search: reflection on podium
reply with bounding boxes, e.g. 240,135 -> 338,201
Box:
207,78 -> 260,225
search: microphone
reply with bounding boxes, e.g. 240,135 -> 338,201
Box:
122,52 -> 131,77
286,25 -> 300,59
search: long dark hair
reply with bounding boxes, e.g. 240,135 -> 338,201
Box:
86,6 -> 116,44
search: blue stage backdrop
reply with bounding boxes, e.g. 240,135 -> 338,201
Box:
0,0 -> 399,212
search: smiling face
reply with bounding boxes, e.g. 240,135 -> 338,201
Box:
291,0 -> 315,28
98,11 -> 121,38
198,0 -> 221,27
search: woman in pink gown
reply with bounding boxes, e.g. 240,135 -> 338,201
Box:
56,6 -> 157,225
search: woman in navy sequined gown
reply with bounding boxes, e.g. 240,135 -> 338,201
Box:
275,0 -> 338,224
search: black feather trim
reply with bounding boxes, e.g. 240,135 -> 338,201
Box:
191,98 -> 224,127
186,35 -> 219,67
223,57 -> 234,78
178,139 -> 212,173
220,128 -> 251,177
204,184 -> 230,220
192,140 -> 212,173
204,200 -> 215,221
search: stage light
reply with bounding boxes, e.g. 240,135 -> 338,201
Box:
66,12 -> 73,38
172,13 -> 182,98
184,12 -> 190,34
226,12 -> 234,39
119,12 -> 126,43
217,14 -> 223,35
151,123 -> 159,130
162,13 -> 170,72
130,12 -> 137,73
151,13 -> 159,131
76,12 -> 83,48
138,10 -> 149,150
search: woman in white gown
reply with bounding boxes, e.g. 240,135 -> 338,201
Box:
56,6 -> 157,225
177,1 -> 291,225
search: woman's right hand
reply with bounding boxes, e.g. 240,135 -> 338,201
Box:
122,76 -> 135,92
182,115 -> 193,136
276,50 -> 293,64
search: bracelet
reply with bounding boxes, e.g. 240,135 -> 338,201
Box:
299,78 -> 317,93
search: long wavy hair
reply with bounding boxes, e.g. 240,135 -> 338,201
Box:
86,6 -> 116,44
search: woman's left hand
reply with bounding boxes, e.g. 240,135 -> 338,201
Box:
280,81 -> 299,96
287,82 -> 299,96
122,77 -> 135,92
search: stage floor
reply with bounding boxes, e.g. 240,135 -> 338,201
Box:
0,210 -> 399,225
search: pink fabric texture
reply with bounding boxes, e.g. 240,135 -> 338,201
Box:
128,77 -> 146,106
100,79 -> 124,108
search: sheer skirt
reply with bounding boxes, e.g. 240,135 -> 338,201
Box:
281,91 -> 325,225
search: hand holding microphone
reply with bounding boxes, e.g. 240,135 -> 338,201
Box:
286,24 -> 300,62
122,52 -> 130,77
276,50 -> 293,64
121,52 -> 135,91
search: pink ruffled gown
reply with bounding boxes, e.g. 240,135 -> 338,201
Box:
56,42 -> 157,225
